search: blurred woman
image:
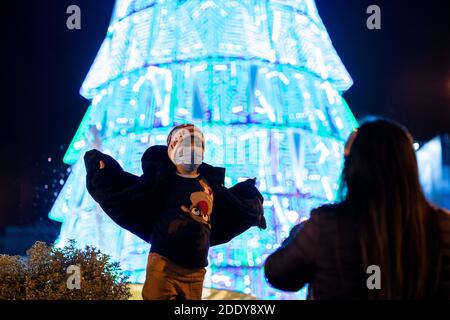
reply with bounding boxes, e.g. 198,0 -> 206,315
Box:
264,118 -> 450,299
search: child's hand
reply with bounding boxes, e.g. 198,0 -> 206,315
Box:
99,160 -> 105,169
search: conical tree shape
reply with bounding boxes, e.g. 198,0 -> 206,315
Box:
50,0 -> 357,299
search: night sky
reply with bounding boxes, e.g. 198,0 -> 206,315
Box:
0,0 -> 449,229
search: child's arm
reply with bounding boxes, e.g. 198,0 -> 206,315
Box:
84,149 -> 157,243
210,179 -> 266,246
84,149 -> 139,200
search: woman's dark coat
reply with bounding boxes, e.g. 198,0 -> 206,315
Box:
264,202 -> 450,299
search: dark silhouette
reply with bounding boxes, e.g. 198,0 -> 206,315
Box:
264,118 -> 450,299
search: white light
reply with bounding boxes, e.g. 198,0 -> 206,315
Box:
120,78 -> 129,86
315,109 -> 326,121
278,72 -> 290,85
161,96 -> 171,126
297,216 -> 307,224
287,210 -> 299,224
201,1 -> 216,10
266,71 -> 278,79
230,62 -> 237,77
139,114 -> 146,121
178,108 -> 188,115
74,141 -> 86,150
133,76 -> 146,92
321,176 -> 334,201
146,66 -> 158,79
413,142 -> 420,151
257,94 -> 276,122
92,94 -> 103,106
129,99 -> 136,106
213,64 -> 228,71
308,174 -> 321,180
165,72 -> 172,91
232,105 -> 244,113
272,11 -> 282,42
315,47 -> 329,79
335,116 -> 344,130
180,47 -> 190,54
254,130 -> 267,137
192,63 -> 207,73
321,81 -> 336,104
204,133 -> 223,145
313,141 -> 330,164
192,9 -> 200,19
295,13 -> 309,25
238,133 -> 253,141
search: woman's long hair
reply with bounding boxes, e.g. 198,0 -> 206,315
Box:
340,118 -> 439,299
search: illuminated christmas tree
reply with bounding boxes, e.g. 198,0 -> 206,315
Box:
50,0 -> 357,299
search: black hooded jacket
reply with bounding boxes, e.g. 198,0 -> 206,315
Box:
84,145 -> 267,252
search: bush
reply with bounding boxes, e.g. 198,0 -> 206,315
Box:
0,240 -> 131,300
0,255 -> 26,299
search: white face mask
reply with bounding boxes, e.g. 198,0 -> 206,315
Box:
168,126 -> 204,172
172,145 -> 203,172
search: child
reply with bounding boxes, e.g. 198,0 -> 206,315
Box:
84,124 -> 266,300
